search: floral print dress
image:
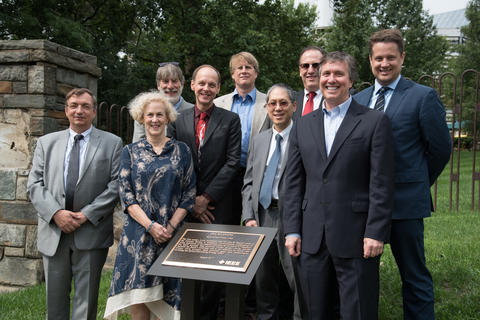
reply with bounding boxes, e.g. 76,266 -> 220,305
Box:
105,138 -> 196,319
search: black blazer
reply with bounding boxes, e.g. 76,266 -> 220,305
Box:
168,105 -> 241,225
283,99 -> 395,258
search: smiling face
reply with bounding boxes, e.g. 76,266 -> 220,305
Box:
191,66 -> 220,110
299,49 -> 323,92
369,41 -> 405,86
65,93 -> 96,133
231,58 -> 257,91
158,77 -> 183,104
143,101 -> 169,138
266,87 -> 296,132
320,60 -> 353,110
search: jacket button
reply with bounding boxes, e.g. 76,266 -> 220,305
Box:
323,178 -> 327,184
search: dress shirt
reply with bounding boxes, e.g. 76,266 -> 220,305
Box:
232,88 -> 256,167
301,88 -> 322,114
265,122 -> 293,200
367,75 -> 401,112
173,96 -> 184,111
194,105 -> 214,130
63,126 -> 92,189
323,97 -> 352,157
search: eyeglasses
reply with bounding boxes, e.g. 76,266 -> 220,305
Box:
66,103 -> 94,111
299,63 -> 320,69
159,61 -> 179,67
267,100 -> 290,109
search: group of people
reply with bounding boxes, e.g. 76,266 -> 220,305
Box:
27,27 -> 451,320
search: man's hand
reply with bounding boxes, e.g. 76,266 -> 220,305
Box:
53,210 -> 81,233
193,195 -> 215,224
285,236 -> 301,257
72,211 -> 88,224
245,220 -> 258,227
363,237 -> 384,258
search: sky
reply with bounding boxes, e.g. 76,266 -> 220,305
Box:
423,0 -> 470,14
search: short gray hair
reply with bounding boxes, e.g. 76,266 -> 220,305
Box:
128,91 -> 177,124
156,63 -> 185,87
266,83 -> 296,103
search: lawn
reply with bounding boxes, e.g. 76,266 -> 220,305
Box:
1,152 -> 479,319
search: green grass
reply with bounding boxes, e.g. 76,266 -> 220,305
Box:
1,152 -> 479,319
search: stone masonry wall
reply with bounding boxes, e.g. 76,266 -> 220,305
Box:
0,40 -> 101,291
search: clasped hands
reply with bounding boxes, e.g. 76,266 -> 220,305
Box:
192,195 -> 215,224
148,222 -> 175,244
53,209 -> 88,233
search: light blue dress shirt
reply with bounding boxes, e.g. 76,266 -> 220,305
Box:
63,126 -> 92,189
323,97 -> 352,156
368,75 -> 401,111
173,96 -> 184,111
232,88 -> 256,167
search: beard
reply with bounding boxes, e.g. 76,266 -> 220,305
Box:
160,86 -> 183,105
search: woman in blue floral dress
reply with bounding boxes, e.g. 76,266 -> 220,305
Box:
104,91 -> 196,320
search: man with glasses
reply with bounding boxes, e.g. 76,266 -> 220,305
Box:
132,62 -> 194,142
294,46 -> 326,119
242,84 -> 302,320
28,88 -> 122,320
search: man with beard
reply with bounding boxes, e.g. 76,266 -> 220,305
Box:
132,62 -> 194,142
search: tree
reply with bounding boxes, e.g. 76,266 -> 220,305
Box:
325,0 -> 448,84
456,0 -> 480,71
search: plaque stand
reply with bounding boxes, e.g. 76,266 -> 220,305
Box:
148,222 -> 277,320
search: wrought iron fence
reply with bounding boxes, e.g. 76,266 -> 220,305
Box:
98,69 -> 480,211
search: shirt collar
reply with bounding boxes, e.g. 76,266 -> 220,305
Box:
233,87 -> 257,102
374,74 -> 401,94
194,104 -> 214,118
272,120 -> 293,140
69,126 -> 93,140
322,96 -> 352,116
303,88 -> 322,97
173,96 -> 184,110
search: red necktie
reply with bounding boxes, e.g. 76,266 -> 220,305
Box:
196,112 -> 207,149
302,91 -> 316,116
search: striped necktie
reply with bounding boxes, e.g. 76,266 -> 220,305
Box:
374,87 -> 390,112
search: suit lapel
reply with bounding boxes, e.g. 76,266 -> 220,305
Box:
257,130 -> 272,181
385,76 -> 411,120
309,110 -> 328,161
56,130 -> 70,192
325,101 -> 362,169
78,127 -> 100,185
203,106 -> 222,146
251,98 -> 267,136
183,109 -> 198,159
357,86 -> 374,106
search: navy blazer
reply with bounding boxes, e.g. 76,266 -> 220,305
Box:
283,99 -> 394,258
354,76 -> 452,219
168,105 -> 241,225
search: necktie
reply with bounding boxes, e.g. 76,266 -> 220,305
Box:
374,87 -> 390,112
65,134 -> 83,211
196,112 -> 207,150
302,91 -> 316,116
259,134 -> 283,210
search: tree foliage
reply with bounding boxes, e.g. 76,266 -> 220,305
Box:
0,0 -> 318,105
326,0 -> 448,84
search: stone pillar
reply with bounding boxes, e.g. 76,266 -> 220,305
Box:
0,40 -> 101,291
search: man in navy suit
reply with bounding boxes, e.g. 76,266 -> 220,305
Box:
355,29 -> 452,320
283,51 -> 395,320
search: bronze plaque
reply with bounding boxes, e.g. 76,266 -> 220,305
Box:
162,229 -> 264,272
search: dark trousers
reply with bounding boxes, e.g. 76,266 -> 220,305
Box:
390,219 -> 435,320
299,236 -> 380,320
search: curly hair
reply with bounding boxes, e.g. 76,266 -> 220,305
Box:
128,91 -> 177,125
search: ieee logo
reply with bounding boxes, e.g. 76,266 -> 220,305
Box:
219,260 -> 240,266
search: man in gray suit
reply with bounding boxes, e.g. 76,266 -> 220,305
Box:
242,83 -> 301,320
132,62 -> 193,142
28,88 -> 123,320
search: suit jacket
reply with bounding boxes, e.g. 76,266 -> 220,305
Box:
168,106 -> 241,225
27,127 -> 123,257
132,98 -> 194,142
214,90 -> 270,151
283,99 -> 394,258
242,128 -> 289,224
354,76 -> 452,219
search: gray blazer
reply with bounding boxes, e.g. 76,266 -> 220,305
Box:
241,128 -> 289,223
214,90 -> 270,151
27,127 -> 123,257
132,98 -> 194,142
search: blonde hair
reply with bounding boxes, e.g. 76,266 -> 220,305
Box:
128,91 -> 177,124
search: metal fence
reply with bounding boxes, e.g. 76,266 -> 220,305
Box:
97,69 -> 480,211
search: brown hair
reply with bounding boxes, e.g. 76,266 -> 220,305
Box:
65,88 -> 97,109
368,29 -> 404,56
191,64 -> 221,84
319,51 -> 358,83
229,52 -> 259,74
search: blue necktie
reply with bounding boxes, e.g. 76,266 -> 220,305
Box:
374,87 -> 390,112
259,134 -> 282,210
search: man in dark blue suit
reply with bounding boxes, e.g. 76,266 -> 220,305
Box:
355,29 -> 452,320
284,51 -> 395,320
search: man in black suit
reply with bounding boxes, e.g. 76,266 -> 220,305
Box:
283,51 -> 395,320
168,64 -> 241,320
293,46 -> 326,119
